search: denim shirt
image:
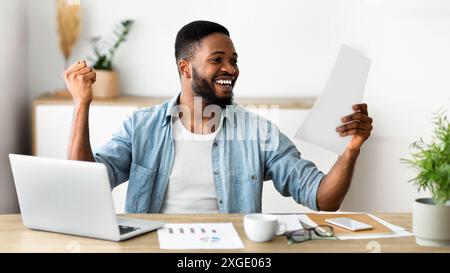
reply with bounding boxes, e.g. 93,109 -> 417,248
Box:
94,94 -> 325,213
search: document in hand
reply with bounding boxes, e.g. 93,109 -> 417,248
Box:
295,45 -> 371,155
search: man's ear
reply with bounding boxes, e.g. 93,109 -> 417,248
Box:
178,60 -> 191,79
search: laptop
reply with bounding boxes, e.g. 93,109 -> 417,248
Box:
9,154 -> 164,241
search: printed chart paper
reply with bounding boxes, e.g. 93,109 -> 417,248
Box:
157,223 -> 244,249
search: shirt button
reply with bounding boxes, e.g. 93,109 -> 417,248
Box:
219,200 -> 223,204
214,171 -> 220,175
213,142 -> 218,147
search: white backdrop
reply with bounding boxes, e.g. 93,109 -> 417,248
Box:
1,0 -> 448,212
28,0 -> 351,98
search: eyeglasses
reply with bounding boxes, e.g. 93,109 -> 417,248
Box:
287,225 -> 335,244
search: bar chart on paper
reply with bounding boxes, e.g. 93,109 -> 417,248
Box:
157,223 -> 244,249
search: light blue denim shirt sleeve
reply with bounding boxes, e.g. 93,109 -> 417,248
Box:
93,115 -> 133,189
263,124 -> 325,211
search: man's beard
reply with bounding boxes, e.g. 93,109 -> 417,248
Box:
191,68 -> 234,109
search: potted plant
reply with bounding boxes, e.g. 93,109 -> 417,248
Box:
402,110 -> 450,247
88,19 -> 134,99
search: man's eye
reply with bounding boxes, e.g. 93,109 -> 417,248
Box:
231,59 -> 238,65
211,58 -> 221,63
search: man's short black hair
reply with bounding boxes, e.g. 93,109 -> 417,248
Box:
175,20 -> 230,63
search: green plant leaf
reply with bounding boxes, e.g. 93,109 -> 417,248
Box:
401,109 -> 450,205
87,19 -> 134,70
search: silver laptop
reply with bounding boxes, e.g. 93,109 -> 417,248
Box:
9,154 -> 164,241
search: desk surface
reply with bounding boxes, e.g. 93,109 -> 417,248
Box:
0,213 -> 448,253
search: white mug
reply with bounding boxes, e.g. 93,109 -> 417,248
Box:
243,214 -> 287,243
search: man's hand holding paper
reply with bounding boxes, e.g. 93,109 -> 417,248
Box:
337,103 -> 373,152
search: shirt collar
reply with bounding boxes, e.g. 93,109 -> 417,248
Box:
162,93 -> 180,127
162,93 -> 237,128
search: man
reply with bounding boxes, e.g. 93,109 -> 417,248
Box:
63,20 -> 373,213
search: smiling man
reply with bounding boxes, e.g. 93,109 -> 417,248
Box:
63,20 -> 373,213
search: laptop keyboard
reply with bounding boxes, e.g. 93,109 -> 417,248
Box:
119,225 -> 141,235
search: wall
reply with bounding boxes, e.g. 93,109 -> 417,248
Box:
0,0 -> 28,213
27,0 -> 345,99
26,0 -> 450,212
338,0 -> 450,212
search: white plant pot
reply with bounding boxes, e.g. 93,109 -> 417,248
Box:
413,198 -> 450,247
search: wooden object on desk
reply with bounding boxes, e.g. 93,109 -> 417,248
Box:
0,213 -> 449,253
306,213 -> 392,236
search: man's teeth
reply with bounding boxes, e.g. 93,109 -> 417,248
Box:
215,79 -> 232,85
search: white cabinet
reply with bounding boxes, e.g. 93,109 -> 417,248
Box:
33,95 -> 327,213
35,104 -> 138,158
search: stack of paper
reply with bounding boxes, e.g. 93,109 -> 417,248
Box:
275,214 -> 316,233
337,214 -> 412,240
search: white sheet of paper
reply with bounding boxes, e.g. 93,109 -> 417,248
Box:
157,223 -> 244,249
295,45 -> 371,155
274,214 -> 324,235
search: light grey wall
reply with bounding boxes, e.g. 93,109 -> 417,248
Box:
0,0 -> 28,213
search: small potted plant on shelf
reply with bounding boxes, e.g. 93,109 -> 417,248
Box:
88,19 -> 134,99
402,109 -> 450,247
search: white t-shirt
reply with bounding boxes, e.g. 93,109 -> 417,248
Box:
160,117 -> 221,214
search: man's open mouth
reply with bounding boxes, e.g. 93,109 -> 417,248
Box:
213,77 -> 235,92
214,79 -> 233,86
